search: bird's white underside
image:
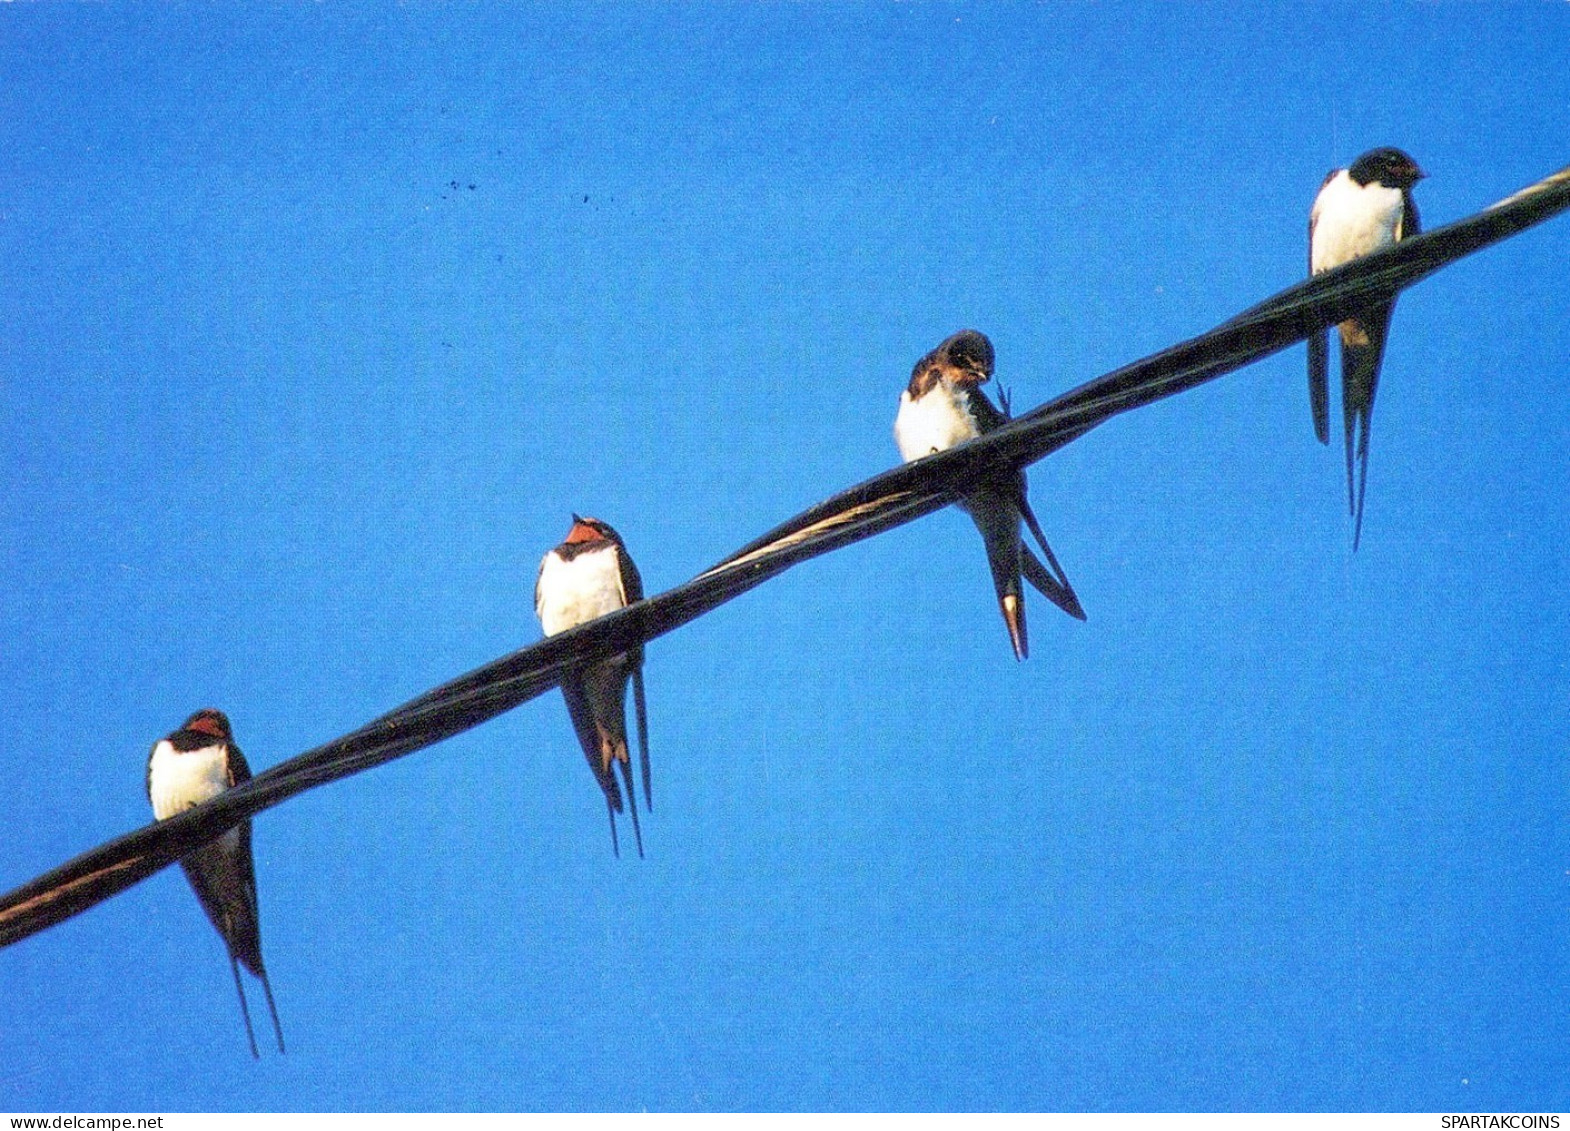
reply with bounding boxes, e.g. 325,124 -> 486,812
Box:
894,384 -> 982,464
1311,169 -> 1406,274
536,546 -> 628,636
148,739 -> 241,850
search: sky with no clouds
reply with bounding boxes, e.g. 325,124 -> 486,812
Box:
2,2 -> 1568,1113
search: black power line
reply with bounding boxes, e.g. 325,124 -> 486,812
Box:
2,162 -> 1566,953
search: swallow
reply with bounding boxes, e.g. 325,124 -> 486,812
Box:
146,708 -> 285,1059
535,515 -> 651,858
1308,146 -> 1426,550
893,328 -> 1086,660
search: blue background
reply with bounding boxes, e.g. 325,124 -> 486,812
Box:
2,3 -> 1567,1113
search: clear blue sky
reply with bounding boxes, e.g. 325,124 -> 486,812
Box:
2,3 -> 1568,1113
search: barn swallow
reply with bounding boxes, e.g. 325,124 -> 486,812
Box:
146,708 -> 285,1059
1308,146 -> 1426,549
536,515 -> 651,858
894,329 -> 1085,660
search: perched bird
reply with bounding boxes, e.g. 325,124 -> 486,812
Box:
1307,146 -> 1426,549
147,708 -> 285,1059
894,328 -> 1086,660
536,515 -> 651,858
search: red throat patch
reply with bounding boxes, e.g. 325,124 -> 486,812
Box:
565,519 -> 605,545
184,710 -> 229,740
